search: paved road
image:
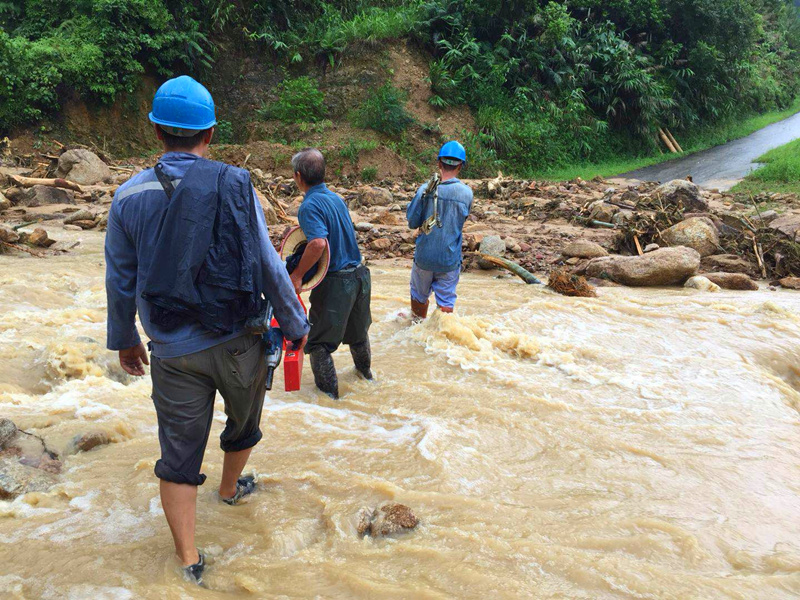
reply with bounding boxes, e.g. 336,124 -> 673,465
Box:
620,111 -> 800,190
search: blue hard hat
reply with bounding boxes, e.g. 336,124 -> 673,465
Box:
149,75 -> 216,134
438,140 -> 466,165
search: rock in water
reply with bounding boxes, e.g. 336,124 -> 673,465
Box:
701,254 -> 758,277
584,247 -> 700,286
660,217 -> 720,257
0,458 -> 57,499
0,418 -> 17,448
779,277 -> 800,290
357,503 -> 419,537
72,432 -> 111,453
29,228 -> 56,248
703,272 -> 758,291
0,225 -> 20,244
478,235 -> 506,269
685,275 -> 721,292
18,185 -> 74,207
55,149 -> 112,185
562,240 -> 608,259
654,179 -> 708,211
64,209 -> 95,224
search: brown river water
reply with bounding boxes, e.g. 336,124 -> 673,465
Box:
1,227 -> 799,599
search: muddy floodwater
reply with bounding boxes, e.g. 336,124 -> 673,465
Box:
1,227 -> 799,599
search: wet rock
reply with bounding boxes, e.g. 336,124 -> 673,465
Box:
685,275 -> 721,292
96,213 -> 109,230
583,247 -> 700,287
0,458 -> 58,499
644,243 -> 660,253
478,235 -> 505,269
654,179 -> 708,211
701,254 -> 758,277
368,238 -> 391,251
355,222 -> 373,232
72,432 -> 111,453
64,209 -> 95,224
29,228 -> 55,248
0,224 -> 20,244
0,192 -> 10,211
357,186 -> 393,207
18,185 -> 75,207
63,224 -> 82,232
779,277 -> 800,290
71,220 -> 97,230
660,217 -> 720,257
55,149 -> 112,185
357,503 -> 419,537
562,240 -> 607,259
0,419 -> 17,448
704,272 -> 759,291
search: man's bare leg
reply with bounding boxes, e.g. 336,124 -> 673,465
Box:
219,447 -> 252,499
160,480 -> 200,566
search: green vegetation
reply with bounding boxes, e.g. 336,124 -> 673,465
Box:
261,76 -> 325,123
214,119 -> 234,144
2,0 -> 800,179
339,138 -> 379,162
352,83 -> 413,135
360,166 -> 378,181
732,138 -> 800,195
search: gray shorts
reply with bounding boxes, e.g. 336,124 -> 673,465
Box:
150,334 -> 267,486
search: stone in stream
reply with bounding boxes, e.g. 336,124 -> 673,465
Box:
71,432 -> 111,454
478,235 -> 506,269
704,272 -> 759,291
55,149 -> 112,185
701,254 -> 758,278
64,209 -> 95,225
684,275 -> 721,292
29,228 -> 56,248
0,418 -> 17,448
0,458 -> 58,499
660,217 -> 720,257
18,185 -> 75,207
779,277 -> 800,290
561,239 -> 607,259
0,224 -> 20,244
583,247 -> 700,286
357,503 -> 419,537
654,179 -> 708,212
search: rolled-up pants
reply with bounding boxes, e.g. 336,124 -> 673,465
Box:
150,334 -> 267,486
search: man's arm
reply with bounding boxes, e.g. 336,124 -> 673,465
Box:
289,238 -> 327,294
406,184 -> 426,229
253,189 -> 310,344
105,200 -> 148,376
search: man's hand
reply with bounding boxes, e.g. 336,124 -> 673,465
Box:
290,335 -> 308,353
290,273 -> 303,295
119,343 -> 149,376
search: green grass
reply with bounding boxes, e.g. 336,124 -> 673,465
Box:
531,98 -> 800,181
731,137 -> 800,195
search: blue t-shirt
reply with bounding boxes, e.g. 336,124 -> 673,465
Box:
298,183 -> 362,272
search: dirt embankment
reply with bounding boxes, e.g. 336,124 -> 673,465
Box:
3,142 -> 800,292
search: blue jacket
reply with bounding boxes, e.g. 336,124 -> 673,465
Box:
105,152 -> 309,358
407,178 -> 473,272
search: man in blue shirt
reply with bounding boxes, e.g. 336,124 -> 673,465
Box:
406,141 -> 473,319
105,76 -> 309,584
289,148 -> 372,399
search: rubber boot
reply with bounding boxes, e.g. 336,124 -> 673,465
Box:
350,339 -> 373,380
411,298 -> 429,321
438,305 -> 454,313
310,350 -> 339,399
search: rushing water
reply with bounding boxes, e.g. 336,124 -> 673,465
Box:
1,227 -> 799,599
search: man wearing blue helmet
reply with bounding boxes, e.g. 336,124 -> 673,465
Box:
406,140 -> 474,319
104,75 -> 309,584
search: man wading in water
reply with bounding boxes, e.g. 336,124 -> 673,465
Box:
105,76 -> 309,585
289,148 -> 373,399
407,141 -> 473,318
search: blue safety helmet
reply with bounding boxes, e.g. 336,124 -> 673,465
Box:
149,75 -> 216,137
438,140 -> 466,166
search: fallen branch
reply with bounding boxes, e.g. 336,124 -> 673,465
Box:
0,239 -> 45,257
9,175 -> 83,193
478,253 -> 542,284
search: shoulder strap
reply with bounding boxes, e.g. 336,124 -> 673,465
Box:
154,163 -> 175,200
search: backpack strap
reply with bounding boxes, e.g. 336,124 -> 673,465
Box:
154,163 -> 175,200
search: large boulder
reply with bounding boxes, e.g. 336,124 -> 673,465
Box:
16,185 -> 74,207
356,186 -> 393,207
654,179 -> 708,212
704,272 -> 758,291
478,235 -> 506,269
584,247 -> 700,286
562,239 -> 608,259
660,217 -> 720,257
701,254 -> 759,277
55,149 -> 112,185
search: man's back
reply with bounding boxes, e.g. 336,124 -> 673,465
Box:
408,178 -> 473,273
297,183 -> 361,272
